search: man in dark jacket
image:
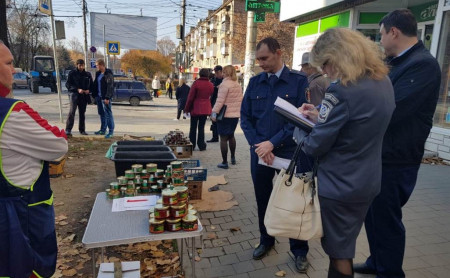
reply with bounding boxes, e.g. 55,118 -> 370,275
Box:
207,65 -> 223,142
65,59 -> 92,137
91,59 -> 115,138
175,78 -> 190,120
240,37 -> 311,273
355,9 -> 441,278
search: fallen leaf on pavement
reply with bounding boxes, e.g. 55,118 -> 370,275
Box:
171,256 -> 179,263
156,258 -> 171,265
210,225 -> 216,230
275,270 -> 287,277
230,227 -> 241,232
152,251 -> 165,257
83,194 -> 91,198
64,174 -> 74,178
62,234 -> 76,242
54,201 -> 65,207
61,269 -> 77,276
80,147 -> 85,151
55,214 -> 68,222
79,218 -> 88,224
58,221 -> 69,226
194,256 -> 201,262
207,233 -> 217,239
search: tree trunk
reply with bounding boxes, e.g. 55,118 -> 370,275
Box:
0,0 -> 9,47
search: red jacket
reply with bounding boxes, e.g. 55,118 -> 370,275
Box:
184,77 -> 213,116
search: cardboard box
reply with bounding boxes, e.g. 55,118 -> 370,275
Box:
169,143 -> 193,158
187,180 -> 203,200
97,261 -> 140,278
49,156 -> 66,178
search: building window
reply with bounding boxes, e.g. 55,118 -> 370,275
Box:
434,11 -> 450,127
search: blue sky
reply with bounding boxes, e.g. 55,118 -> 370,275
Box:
51,0 -> 224,50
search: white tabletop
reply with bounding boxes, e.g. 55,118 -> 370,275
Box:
82,193 -> 203,249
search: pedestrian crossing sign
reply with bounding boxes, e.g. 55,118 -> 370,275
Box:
107,41 -> 120,55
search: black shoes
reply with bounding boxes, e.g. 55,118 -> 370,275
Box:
207,138 -> 219,143
217,162 -> 229,169
294,256 -> 309,273
252,244 -> 273,260
231,156 -> 236,165
80,131 -> 88,135
353,262 -> 377,274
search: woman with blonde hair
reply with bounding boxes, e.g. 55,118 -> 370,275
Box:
211,65 -> 243,168
295,28 -> 396,278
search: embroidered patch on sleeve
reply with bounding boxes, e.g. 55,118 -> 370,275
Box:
318,100 -> 334,123
324,93 -> 339,105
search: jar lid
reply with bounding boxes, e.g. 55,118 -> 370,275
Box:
182,214 -> 198,222
171,203 -> 185,209
110,182 -> 118,186
174,186 -> 188,192
125,170 -> 133,173
117,176 -> 126,180
189,209 -> 197,215
155,204 -> 169,210
156,198 -> 162,204
149,218 -> 165,224
162,189 -> 177,196
132,164 -> 143,168
166,218 -> 181,223
188,204 -> 194,211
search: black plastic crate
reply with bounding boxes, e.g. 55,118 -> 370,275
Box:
116,140 -> 165,145
111,151 -> 176,176
113,145 -> 172,152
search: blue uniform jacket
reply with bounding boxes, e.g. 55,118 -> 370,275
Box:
299,77 -> 395,203
241,66 -> 309,161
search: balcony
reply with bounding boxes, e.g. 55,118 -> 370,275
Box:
221,42 -> 228,56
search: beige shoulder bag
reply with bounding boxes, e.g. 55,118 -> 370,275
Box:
264,144 -> 323,240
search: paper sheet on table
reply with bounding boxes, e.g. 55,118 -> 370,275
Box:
258,156 -> 290,170
112,196 -> 159,212
274,97 -> 315,127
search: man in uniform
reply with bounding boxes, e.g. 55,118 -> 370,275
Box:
0,40 -> 68,278
354,9 -> 441,278
240,37 -> 311,273
207,65 -> 223,142
65,59 -> 92,137
300,52 -> 330,106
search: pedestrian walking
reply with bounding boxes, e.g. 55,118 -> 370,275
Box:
296,28 -> 395,278
175,78 -> 190,120
65,59 -> 92,137
184,68 -> 214,151
207,65 -> 223,143
211,65 -> 243,169
299,52 -> 330,106
0,40 -> 68,278
240,37 -> 311,273
166,78 -> 173,99
152,76 -> 160,98
91,59 -> 115,138
354,9 -> 441,278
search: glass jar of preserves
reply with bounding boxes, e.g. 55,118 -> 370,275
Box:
170,203 -> 187,218
154,204 -> 170,219
162,189 -> 178,205
166,218 -> 182,232
174,186 -> 188,201
149,218 -> 165,234
182,215 -> 198,231
132,164 -> 143,173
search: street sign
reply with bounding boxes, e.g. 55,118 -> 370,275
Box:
106,41 -> 120,55
90,59 -> 96,69
90,46 -> 97,53
38,0 -> 52,16
245,0 -> 280,13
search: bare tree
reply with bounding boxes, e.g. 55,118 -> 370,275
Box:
67,37 -> 83,53
8,0 -> 50,70
157,36 -> 176,57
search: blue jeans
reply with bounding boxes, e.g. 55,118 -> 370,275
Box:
96,97 -> 114,134
364,164 -> 420,278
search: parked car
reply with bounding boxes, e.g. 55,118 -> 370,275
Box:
13,72 -> 29,89
113,80 -> 153,106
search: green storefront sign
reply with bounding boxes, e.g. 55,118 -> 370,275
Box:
245,0 -> 280,22
409,1 -> 438,22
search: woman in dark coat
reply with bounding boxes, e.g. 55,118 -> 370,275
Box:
184,68 -> 214,150
295,28 -> 395,278
175,78 -> 190,120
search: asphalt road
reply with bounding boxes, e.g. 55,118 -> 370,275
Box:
10,84 -> 197,138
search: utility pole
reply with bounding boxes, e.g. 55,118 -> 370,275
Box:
0,0 -> 9,47
49,0 -> 64,122
243,11 -> 257,92
82,0 -> 88,67
180,0 -> 186,77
